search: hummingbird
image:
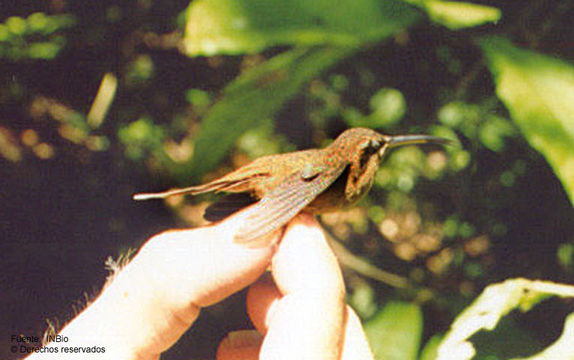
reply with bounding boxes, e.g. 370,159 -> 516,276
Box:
134,128 -> 450,244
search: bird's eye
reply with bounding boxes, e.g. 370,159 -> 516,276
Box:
359,139 -> 379,169
359,139 -> 382,151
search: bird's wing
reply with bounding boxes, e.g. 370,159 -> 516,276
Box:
234,164 -> 347,244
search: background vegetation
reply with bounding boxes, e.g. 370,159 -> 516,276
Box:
1,0 -> 573,359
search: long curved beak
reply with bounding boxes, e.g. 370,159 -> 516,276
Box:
385,134 -> 452,148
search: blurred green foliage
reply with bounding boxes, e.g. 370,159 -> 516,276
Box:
365,301 -> 423,360
2,0 -> 573,359
187,46 -> 353,180
0,13 -> 74,60
118,117 -> 166,160
183,0 -> 420,54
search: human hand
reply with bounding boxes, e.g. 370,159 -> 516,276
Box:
28,206 -> 374,359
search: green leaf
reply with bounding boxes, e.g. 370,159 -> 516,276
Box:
436,279 -> 574,360
479,36 -> 574,206
186,46 -> 352,179
471,318 -> 541,359
183,0 -> 420,55
420,334 -> 443,360
416,1 -> 501,30
365,301 -> 422,360
478,115 -> 517,152
516,313 -> 574,360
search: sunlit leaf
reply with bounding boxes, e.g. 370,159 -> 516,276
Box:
436,279 -> 574,360
183,0 -> 420,55
479,37 -> 574,206
412,0 -> 501,30
87,73 -> 118,129
365,301 -> 422,360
